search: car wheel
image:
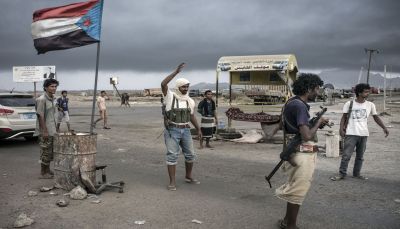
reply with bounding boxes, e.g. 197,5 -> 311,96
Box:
24,136 -> 38,141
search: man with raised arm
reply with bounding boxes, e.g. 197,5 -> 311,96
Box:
161,63 -> 202,191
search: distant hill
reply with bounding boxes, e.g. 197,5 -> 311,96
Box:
318,70 -> 400,89
190,82 -> 230,90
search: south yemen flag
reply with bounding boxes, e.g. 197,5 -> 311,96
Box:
31,0 -> 103,54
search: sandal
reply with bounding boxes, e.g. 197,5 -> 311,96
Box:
278,219 -> 286,229
39,174 -> 54,179
353,175 -> 368,180
185,178 -> 200,184
278,219 -> 299,229
330,175 -> 345,181
167,185 -> 177,191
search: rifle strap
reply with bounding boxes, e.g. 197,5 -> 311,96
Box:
347,100 -> 353,115
344,100 -> 354,130
281,98 -> 303,148
282,98 -> 304,133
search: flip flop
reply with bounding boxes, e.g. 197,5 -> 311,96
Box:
39,174 -> 54,179
185,178 -> 200,184
278,219 -> 286,229
278,219 -> 299,229
330,175 -> 345,181
353,175 -> 368,180
167,185 -> 177,191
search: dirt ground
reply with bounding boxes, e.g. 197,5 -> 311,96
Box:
1,95 -> 400,229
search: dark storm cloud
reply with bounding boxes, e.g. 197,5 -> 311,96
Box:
0,0 -> 399,73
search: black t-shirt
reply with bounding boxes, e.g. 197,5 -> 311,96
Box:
283,96 -> 310,134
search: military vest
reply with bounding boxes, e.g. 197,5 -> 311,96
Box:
166,95 -> 191,123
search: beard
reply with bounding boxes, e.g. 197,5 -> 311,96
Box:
308,94 -> 317,102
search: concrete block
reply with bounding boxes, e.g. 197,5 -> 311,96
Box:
326,132 -> 340,157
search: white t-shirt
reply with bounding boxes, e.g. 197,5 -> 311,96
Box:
164,89 -> 195,115
97,96 -> 106,111
343,100 -> 377,136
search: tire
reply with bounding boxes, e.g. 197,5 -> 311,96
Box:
24,136 -> 38,141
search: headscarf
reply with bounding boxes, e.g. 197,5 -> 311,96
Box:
174,78 -> 190,101
170,78 -> 195,109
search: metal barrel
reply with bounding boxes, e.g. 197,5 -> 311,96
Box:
53,132 -> 97,191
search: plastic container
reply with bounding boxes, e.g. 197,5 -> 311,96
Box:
218,121 -> 225,129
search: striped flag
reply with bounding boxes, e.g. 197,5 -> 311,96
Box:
31,0 -> 103,54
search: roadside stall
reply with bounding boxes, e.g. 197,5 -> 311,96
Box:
215,54 -> 299,140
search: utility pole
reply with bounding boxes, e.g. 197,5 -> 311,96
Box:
365,48 -> 379,84
383,65 -> 386,113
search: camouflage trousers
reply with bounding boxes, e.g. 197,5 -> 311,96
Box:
39,136 -> 54,165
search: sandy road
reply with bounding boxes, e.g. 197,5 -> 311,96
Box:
0,98 -> 399,228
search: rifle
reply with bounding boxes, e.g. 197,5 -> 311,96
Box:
265,106 -> 330,188
160,97 -> 172,138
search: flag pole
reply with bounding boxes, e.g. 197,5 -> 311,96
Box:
89,0 -> 104,134
89,42 -> 101,134
33,82 -> 37,98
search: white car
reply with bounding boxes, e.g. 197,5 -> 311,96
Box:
0,93 -> 37,140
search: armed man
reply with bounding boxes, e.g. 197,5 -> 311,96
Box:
34,78 -> 59,179
161,63 -> 202,191
275,73 -> 329,229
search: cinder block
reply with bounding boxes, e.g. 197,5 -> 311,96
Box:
326,132 -> 340,157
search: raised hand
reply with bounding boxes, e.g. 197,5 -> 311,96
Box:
175,63 -> 185,74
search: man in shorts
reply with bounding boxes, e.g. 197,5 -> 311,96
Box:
275,73 -> 329,229
93,90 -> 110,129
56,90 -> 71,132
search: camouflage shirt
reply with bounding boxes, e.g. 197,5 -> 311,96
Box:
34,93 -> 57,136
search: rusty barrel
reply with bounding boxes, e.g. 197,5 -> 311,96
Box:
53,132 -> 97,192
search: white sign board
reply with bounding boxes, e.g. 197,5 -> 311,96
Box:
110,77 -> 118,85
13,66 -> 56,82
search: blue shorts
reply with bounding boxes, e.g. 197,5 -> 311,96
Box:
164,127 -> 196,165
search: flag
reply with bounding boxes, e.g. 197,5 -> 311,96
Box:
31,0 -> 103,54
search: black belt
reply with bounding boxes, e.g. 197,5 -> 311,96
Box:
168,123 -> 190,129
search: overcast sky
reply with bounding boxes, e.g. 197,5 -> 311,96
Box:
1,0 -> 399,90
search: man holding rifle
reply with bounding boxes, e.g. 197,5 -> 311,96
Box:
275,73 -> 329,229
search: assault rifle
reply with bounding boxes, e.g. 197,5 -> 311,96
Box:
156,97 -> 170,139
265,106 -> 331,188
161,97 -> 169,129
